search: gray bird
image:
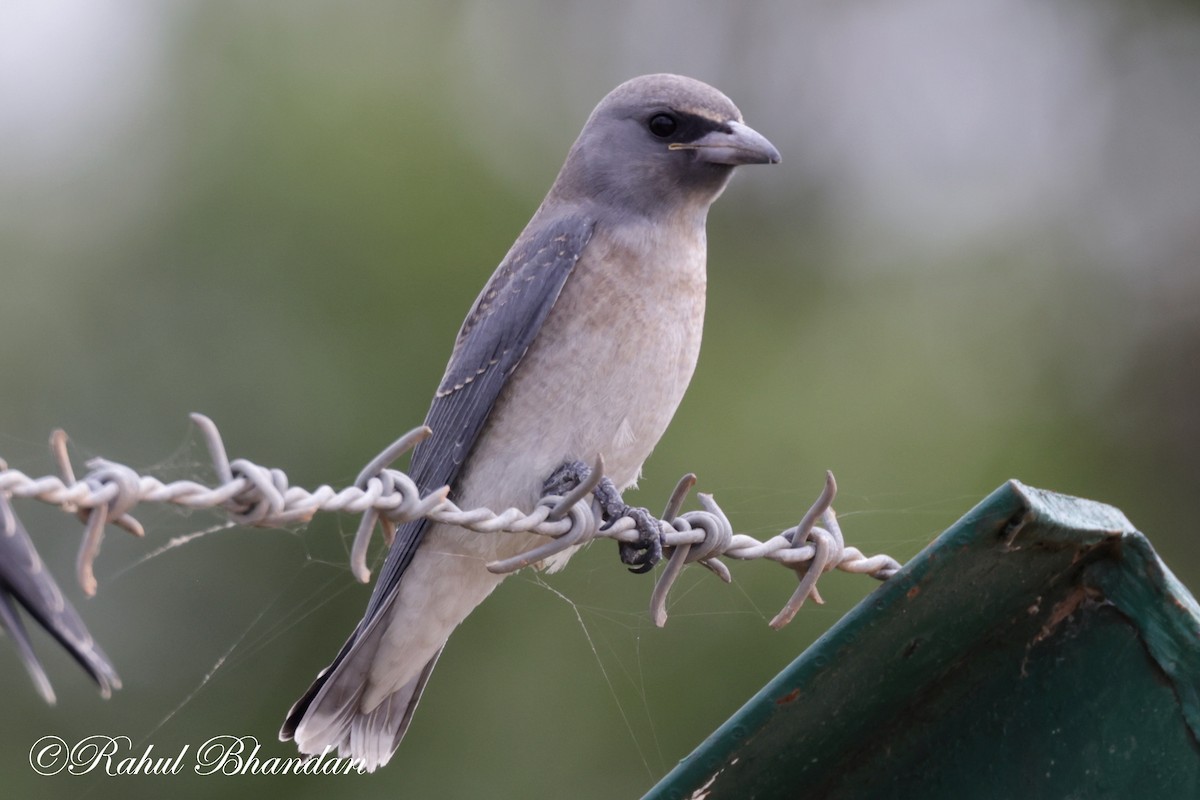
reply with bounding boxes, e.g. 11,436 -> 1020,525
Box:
0,493 -> 120,704
280,73 -> 779,771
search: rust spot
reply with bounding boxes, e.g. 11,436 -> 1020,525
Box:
906,585 -> 921,599
1031,585 -> 1098,647
1021,583 -> 1105,677
775,688 -> 801,706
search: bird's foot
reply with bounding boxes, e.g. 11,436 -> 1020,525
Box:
542,459 -> 592,498
543,460 -> 664,574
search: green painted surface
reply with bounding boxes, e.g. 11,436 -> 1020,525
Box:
644,481 -> 1200,799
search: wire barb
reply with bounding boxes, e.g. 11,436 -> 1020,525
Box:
0,414 -> 901,626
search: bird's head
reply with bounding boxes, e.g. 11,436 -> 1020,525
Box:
550,74 -> 780,219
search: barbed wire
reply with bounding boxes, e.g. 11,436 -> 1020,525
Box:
0,413 -> 901,629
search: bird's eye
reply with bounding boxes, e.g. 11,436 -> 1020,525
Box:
648,113 -> 678,138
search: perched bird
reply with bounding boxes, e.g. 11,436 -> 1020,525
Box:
280,73 -> 779,770
0,493 -> 120,704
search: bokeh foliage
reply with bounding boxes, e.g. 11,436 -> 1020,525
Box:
1,2 -> 1198,798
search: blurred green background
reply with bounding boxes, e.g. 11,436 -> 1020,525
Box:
2,1 -> 1198,798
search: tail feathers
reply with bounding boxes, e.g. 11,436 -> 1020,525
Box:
279,624 -> 362,743
284,644 -> 443,772
348,648 -> 442,771
280,585 -> 444,773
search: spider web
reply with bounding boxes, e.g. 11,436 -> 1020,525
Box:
14,427 -> 943,793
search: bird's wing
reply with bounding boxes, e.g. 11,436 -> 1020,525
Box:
363,211 -> 595,621
281,211 -> 595,742
0,493 -> 121,703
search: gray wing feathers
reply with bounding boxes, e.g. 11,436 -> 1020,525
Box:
0,591 -> 55,703
364,212 -> 595,622
0,493 -> 121,703
280,213 -> 594,759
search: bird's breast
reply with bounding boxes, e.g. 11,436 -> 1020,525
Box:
455,219 -> 707,521
362,220 -> 708,702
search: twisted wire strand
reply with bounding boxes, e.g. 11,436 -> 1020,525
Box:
0,413 -> 902,628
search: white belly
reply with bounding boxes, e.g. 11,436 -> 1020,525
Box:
362,218 -> 707,708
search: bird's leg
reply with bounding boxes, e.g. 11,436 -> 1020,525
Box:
542,460 -> 664,574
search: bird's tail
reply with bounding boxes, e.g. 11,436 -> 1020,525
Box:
280,617 -> 443,772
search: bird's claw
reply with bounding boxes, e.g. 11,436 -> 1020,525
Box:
543,459 -> 665,574
614,506 -> 663,573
